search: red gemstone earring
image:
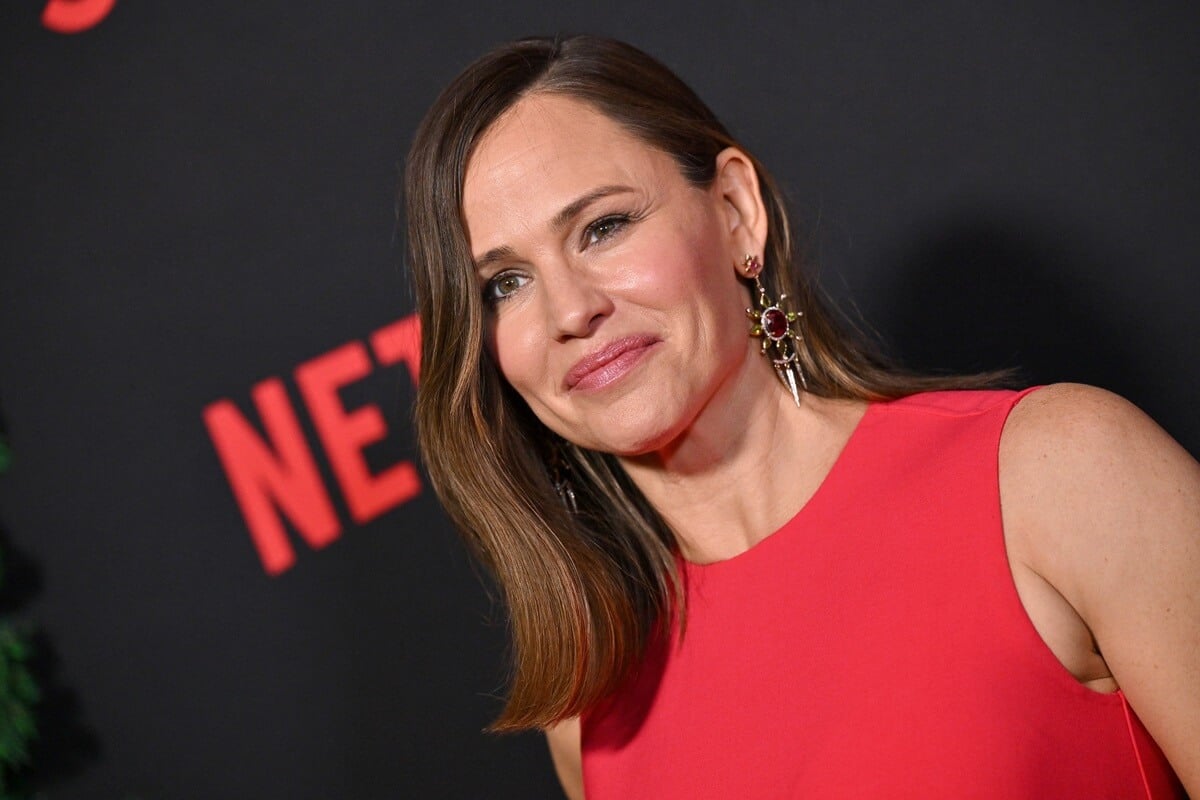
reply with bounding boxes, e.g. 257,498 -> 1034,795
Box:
743,254 -> 807,406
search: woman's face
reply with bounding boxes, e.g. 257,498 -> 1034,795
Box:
462,93 -> 766,456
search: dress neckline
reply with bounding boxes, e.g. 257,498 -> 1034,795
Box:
681,398 -> 879,575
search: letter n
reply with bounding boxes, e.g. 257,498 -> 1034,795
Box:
203,379 -> 341,575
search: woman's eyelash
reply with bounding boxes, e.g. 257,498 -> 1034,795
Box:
483,271 -> 528,306
583,212 -> 640,246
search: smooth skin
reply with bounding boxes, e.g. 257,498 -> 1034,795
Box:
462,94 -> 1200,798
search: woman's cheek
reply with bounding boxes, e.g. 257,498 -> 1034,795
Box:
494,315 -> 549,400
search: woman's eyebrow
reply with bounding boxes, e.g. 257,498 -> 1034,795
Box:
550,184 -> 635,232
474,184 -> 635,273
474,244 -> 516,273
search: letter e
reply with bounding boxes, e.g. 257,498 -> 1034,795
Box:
295,342 -> 421,524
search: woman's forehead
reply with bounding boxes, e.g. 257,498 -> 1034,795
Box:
462,94 -> 673,251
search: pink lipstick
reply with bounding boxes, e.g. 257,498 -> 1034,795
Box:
565,335 -> 659,392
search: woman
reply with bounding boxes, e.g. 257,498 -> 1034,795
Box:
403,35 -> 1197,798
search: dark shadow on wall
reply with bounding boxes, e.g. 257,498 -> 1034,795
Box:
866,213 -> 1167,419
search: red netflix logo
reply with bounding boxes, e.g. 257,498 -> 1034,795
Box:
203,315 -> 422,576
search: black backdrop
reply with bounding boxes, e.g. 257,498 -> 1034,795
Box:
1,2 -> 1197,798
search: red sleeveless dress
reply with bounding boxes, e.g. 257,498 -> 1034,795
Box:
580,389 -> 1183,798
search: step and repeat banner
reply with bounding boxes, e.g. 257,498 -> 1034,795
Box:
2,2 -> 1196,797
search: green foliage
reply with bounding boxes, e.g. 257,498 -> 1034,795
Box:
0,536 -> 40,796
0,623 -> 39,779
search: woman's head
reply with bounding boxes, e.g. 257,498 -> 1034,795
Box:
405,36 -> 805,459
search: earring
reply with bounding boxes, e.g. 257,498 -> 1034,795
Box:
548,441 -> 578,513
742,254 -> 807,407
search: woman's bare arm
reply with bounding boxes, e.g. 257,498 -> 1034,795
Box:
1002,383 -> 1199,794
546,716 -> 584,800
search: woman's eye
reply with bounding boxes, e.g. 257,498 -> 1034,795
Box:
484,272 -> 529,304
583,214 -> 630,247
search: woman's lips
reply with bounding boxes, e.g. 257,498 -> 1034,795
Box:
565,335 -> 660,392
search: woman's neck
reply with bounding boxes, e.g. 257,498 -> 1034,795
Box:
619,375 -> 868,564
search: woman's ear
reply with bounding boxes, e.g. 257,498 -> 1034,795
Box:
714,147 -> 768,268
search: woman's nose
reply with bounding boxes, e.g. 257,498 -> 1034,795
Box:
541,265 -> 613,340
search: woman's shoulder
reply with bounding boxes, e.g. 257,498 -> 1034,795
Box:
999,382 -> 1183,492
1005,381 -> 1145,430
998,382 -> 1186,563
999,381 -> 1195,521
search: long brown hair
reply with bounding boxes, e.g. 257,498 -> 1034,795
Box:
403,34 -> 1003,732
